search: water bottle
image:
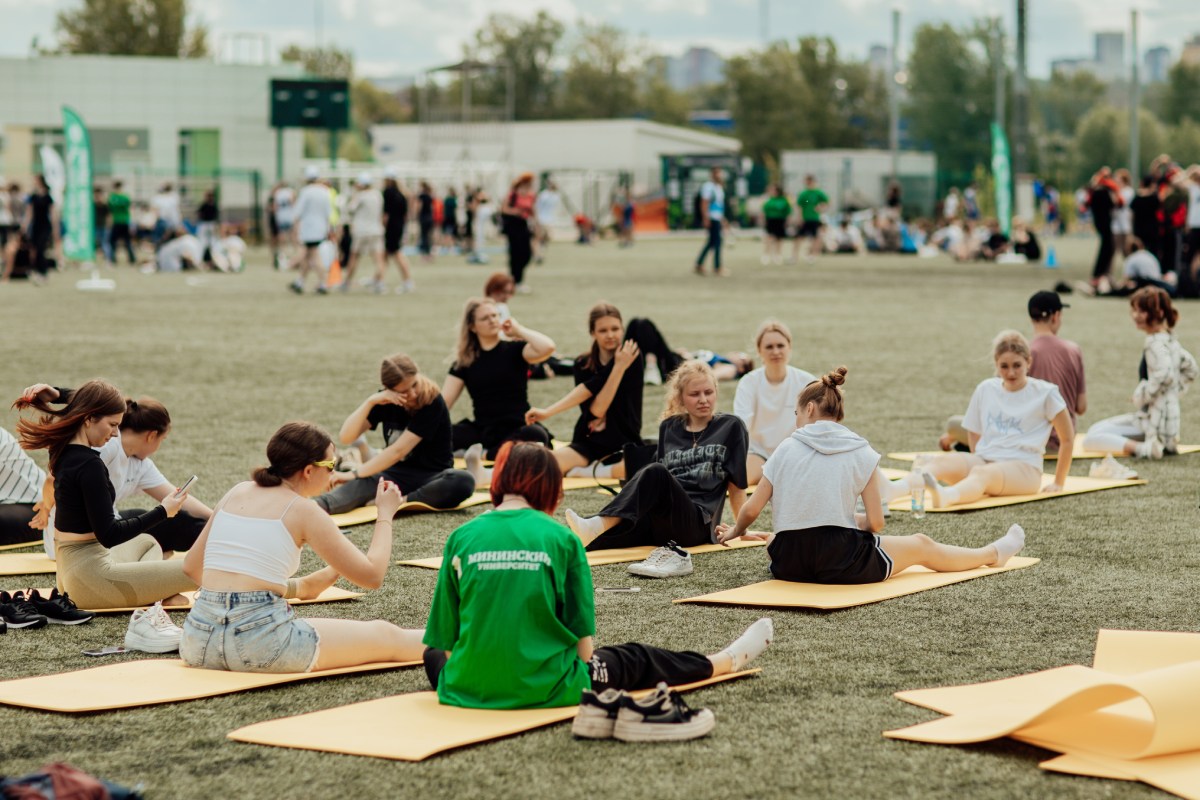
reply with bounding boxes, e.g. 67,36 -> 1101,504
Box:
907,467 -> 926,519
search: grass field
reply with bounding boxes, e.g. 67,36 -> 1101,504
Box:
0,233 -> 1193,799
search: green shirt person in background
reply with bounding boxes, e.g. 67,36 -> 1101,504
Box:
106,180 -> 136,264
761,184 -> 792,265
108,187 -> 131,225
793,175 -> 829,261
422,442 -> 775,722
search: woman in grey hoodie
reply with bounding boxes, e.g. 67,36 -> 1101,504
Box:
718,367 -> 1025,583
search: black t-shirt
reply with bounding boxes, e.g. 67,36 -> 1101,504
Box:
656,414 -> 748,530
53,444 -> 166,548
986,232 -> 1009,252
93,200 -> 109,227
1131,194 -> 1160,238
199,201 -> 218,222
572,353 -> 644,450
1014,231 -> 1041,261
444,196 -> 457,221
383,187 -> 408,231
367,395 -> 453,479
449,340 -> 531,436
1089,186 -> 1115,225
418,192 -> 434,222
29,193 -> 54,237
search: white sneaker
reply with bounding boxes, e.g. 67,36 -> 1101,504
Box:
643,362 -> 663,386
1090,453 -> 1139,480
1134,439 -> 1165,460
627,542 -> 693,578
124,602 -> 183,653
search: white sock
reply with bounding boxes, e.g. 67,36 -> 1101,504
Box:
721,618 -> 774,672
990,523 -> 1025,567
564,509 -> 603,539
880,470 -> 909,502
922,471 -> 951,508
465,444 -> 492,485
565,466 -> 590,477
1134,439 -> 1164,460
592,463 -> 615,479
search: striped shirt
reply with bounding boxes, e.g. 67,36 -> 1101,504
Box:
0,428 -> 44,505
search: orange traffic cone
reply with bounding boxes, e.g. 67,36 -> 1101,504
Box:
327,258 -> 343,288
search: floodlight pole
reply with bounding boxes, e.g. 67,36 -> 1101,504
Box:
1130,9 -> 1140,176
889,8 -> 900,180
1013,0 -> 1028,179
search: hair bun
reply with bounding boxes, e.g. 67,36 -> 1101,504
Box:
824,366 -> 848,387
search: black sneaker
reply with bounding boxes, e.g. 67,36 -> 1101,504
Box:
0,590 -> 50,630
613,683 -> 715,742
27,588 -> 94,625
572,688 -> 626,739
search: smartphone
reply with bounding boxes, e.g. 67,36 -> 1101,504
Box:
82,646 -> 127,657
598,587 -> 641,593
176,475 -> 197,495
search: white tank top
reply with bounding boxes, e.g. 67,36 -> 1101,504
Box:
203,497 -> 303,588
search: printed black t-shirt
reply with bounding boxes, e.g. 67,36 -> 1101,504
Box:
449,340 -> 531,434
656,414 -> 748,530
383,187 -> 408,231
367,395 -> 454,478
571,354 -> 644,449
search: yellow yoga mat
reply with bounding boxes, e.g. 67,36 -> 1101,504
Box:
30,586 -> 363,614
887,474 -> 1145,513
330,492 -> 493,527
0,658 -> 417,713
674,557 -> 1039,610
888,629 -> 1200,800
887,442 -> 1200,462
0,552 -> 57,576
0,540 -> 40,552
397,537 -> 769,570
228,669 -> 759,761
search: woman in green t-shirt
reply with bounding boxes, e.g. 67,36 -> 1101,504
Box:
423,442 -> 772,736
760,184 -> 792,266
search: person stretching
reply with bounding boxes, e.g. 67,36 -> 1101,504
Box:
717,367 -> 1027,582
920,331 -> 1074,508
314,354 -> 475,514
733,319 -> 816,485
563,361 -> 748,577
181,422 -> 426,672
1083,287 -> 1198,459
422,441 -> 772,742
526,302 -> 644,480
13,380 -> 194,610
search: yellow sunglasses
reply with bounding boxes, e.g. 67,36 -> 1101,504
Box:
313,459 -> 337,470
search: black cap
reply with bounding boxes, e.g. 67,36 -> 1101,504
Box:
1028,290 -> 1069,320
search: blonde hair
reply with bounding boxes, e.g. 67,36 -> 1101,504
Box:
453,298 -> 497,369
992,330 -> 1031,363
661,360 -> 717,420
796,366 -> 848,422
754,319 -> 792,350
380,353 -> 440,409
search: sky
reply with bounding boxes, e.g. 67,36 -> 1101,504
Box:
3,0 -> 1200,79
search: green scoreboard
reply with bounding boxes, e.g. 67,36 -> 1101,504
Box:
270,79 -> 350,130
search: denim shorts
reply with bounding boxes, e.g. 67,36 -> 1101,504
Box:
180,589 -> 320,673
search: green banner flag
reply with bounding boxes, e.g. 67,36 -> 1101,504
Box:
990,122 -> 1012,237
61,106 -> 94,262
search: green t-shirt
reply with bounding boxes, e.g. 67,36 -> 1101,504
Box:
108,193 -> 132,225
424,508 -> 595,709
797,188 -> 829,222
762,196 -> 792,220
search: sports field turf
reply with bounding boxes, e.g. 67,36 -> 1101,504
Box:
0,234 -> 1191,799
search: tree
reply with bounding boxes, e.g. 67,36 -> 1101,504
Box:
279,44 -> 353,80
1071,105 -> 1166,186
1032,70 -> 1106,136
558,22 -> 639,119
463,11 -> 566,120
1160,61 -> 1200,125
636,58 -> 692,126
56,0 -> 207,58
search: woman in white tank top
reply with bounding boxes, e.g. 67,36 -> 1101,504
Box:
180,422 -> 425,673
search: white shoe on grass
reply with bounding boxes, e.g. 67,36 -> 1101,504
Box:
1089,454 -> 1138,480
627,542 -> 693,578
124,602 -> 182,653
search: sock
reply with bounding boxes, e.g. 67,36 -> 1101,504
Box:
1134,439 -> 1164,460
565,466 -> 590,478
592,463 -> 615,479
564,509 -> 603,539
464,444 -> 491,485
990,523 -> 1025,567
880,470 -> 909,502
922,471 -> 949,508
721,618 -> 774,672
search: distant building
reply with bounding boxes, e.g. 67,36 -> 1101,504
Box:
1050,58 -> 1091,78
1094,31 -> 1125,80
1182,33 -> 1200,67
868,44 -> 890,74
1144,47 -> 1171,83
666,47 -> 724,91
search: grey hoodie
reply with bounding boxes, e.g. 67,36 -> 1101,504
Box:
764,420 -> 880,532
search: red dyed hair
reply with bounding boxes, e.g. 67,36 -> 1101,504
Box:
490,442 -> 563,514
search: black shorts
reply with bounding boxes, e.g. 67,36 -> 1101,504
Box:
385,225 -> 405,254
797,219 -> 822,238
764,218 -> 787,239
566,433 -> 628,464
303,239 -> 323,249
768,526 -> 893,584
1187,229 -> 1200,261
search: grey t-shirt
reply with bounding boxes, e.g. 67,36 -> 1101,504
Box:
657,414 -> 748,530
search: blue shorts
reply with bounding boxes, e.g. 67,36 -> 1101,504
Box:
181,589 -> 319,673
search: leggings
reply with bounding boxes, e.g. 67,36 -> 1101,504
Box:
56,535 -> 195,609
1083,414 -> 1146,454
423,642 -> 712,695
591,463 -> 710,550
451,419 -> 551,460
314,468 -> 477,514
119,509 -> 205,552
506,222 -> 532,285
695,220 -> 723,272
109,223 -> 136,264
929,453 -> 1042,505
0,503 -> 38,546
625,318 -> 683,382
1092,224 -> 1115,280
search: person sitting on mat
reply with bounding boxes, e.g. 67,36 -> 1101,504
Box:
0,425 -> 51,546
13,380 -> 195,610
181,421 -> 427,673
1083,287 -> 1198,459
313,354 -> 475,515
20,384 -> 212,560
526,302 -> 644,481
562,360 -> 749,578
422,441 -> 773,739
733,319 -> 816,485
443,297 -> 556,485
716,367 -> 1027,583
916,331 -> 1075,509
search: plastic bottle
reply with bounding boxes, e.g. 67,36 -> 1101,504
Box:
907,467 -> 926,519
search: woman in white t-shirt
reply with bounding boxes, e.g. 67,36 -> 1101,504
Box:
718,367 -> 1025,583
733,320 -> 815,484
920,332 -> 1074,508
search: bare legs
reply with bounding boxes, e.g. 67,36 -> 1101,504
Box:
308,618 -> 426,671
746,454 -> 766,486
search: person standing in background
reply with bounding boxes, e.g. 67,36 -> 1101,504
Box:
288,166 -> 333,295
380,170 -> 414,293
791,174 -> 828,263
92,186 -> 111,264
694,167 -> 727,277
24,175 -> 56,285
195,189 -> 219,269
150,183 -> 181,246
106,181 -> 135,266
1086,167 -> 1121,289
417,181 -> 436,263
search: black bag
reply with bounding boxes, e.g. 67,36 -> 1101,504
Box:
596,440 -> 656,496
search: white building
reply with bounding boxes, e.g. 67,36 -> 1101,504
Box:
371,119 -> 740,222
780,149 -> 937,216
0,55 -> 307,220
